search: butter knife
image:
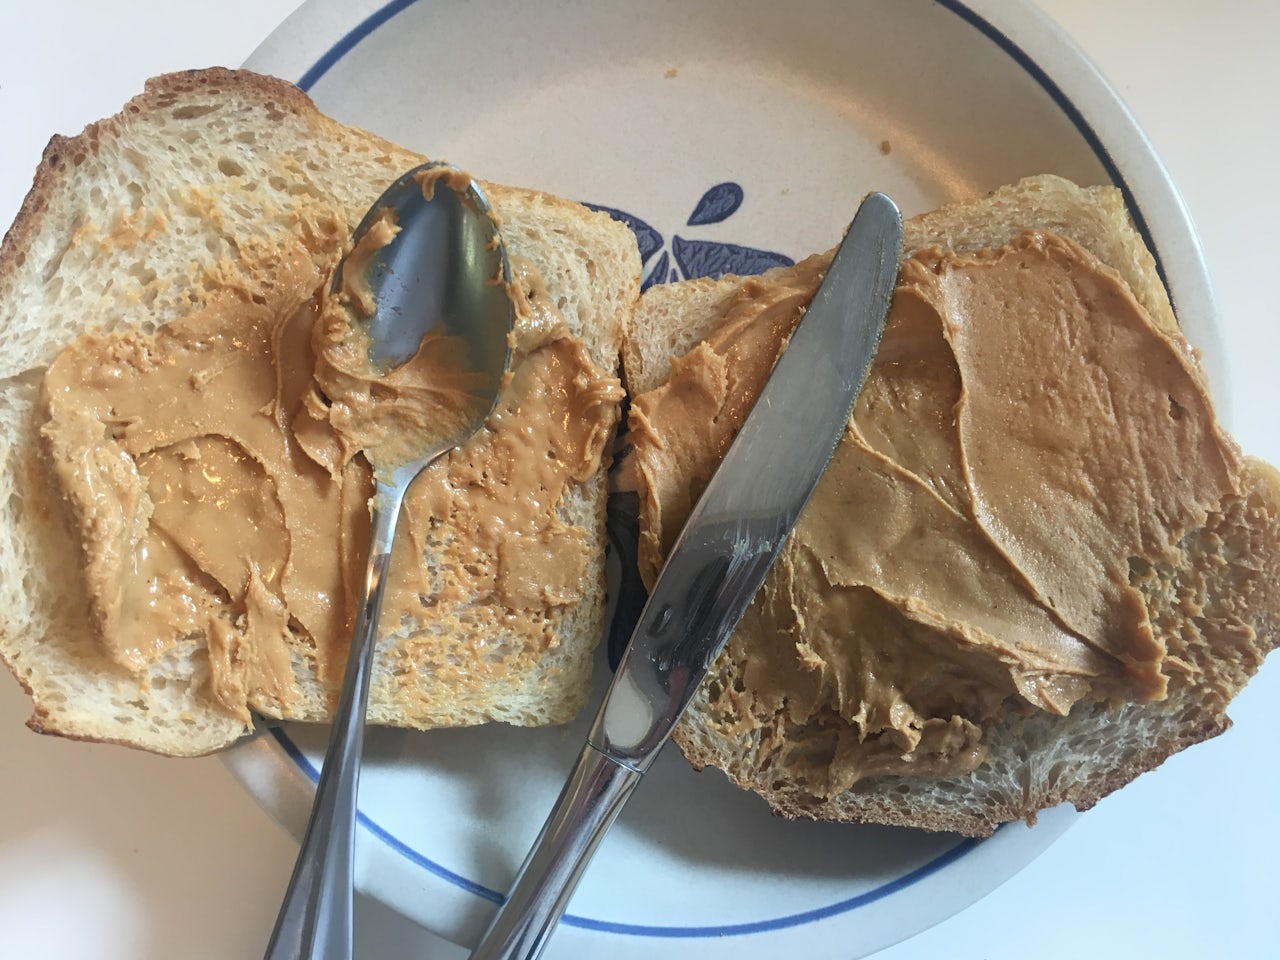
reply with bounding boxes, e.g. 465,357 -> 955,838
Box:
470,191 -> 903,960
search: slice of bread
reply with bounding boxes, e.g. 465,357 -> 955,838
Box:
624,175 -> 1280,836
0,69 -> 640,756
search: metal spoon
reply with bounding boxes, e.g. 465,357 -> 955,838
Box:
264,162 -> 513,960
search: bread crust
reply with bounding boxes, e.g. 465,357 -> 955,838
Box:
0,69 -> 312,293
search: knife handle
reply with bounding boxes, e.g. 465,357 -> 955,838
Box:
469,743 -> 642,960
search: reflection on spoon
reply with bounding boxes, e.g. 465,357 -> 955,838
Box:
263,162 -> 514,960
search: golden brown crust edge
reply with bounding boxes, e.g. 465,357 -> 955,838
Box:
673,711 -> 1231,838
0,70 -> 311,292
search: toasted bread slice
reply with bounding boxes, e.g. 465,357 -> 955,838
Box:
0,69 -> 640,756
624,175 -> 1280,836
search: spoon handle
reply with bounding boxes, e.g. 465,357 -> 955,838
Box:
263,480 -> 406,960
469,742 -> 643,960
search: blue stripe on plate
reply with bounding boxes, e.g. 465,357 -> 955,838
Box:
267,726 -> 983,937
281,0 -> 1131,937
295,0 -> 419,92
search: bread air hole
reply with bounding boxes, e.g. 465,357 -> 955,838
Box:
127,262 -> 157,287
171,103 -> 221,121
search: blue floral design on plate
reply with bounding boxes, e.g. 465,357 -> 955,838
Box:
585,182 -> 794,292
686,181 -> 743,225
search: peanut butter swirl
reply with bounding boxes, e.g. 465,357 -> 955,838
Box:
41,240 -> 622,723
631,232 -> 1241,789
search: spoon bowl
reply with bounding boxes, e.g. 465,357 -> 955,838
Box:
264,162 -> 513,960
343,165 -> 511,379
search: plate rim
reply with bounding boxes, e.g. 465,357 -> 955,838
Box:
263,724 -> 994,937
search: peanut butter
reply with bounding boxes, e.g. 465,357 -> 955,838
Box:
631,231 -> 1240,790
41,234 -> 622,724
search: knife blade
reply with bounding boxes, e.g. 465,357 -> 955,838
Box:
470,191 -> 903,960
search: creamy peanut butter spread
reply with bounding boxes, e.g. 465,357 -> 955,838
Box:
631,231 -> 1241,789
41,235 -> 622,723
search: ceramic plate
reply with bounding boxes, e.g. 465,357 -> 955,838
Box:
228,1 -> 1216,957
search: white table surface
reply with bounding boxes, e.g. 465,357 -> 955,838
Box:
0,1 -> 1276,957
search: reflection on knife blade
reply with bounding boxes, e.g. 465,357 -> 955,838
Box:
470,192 -> 903,960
